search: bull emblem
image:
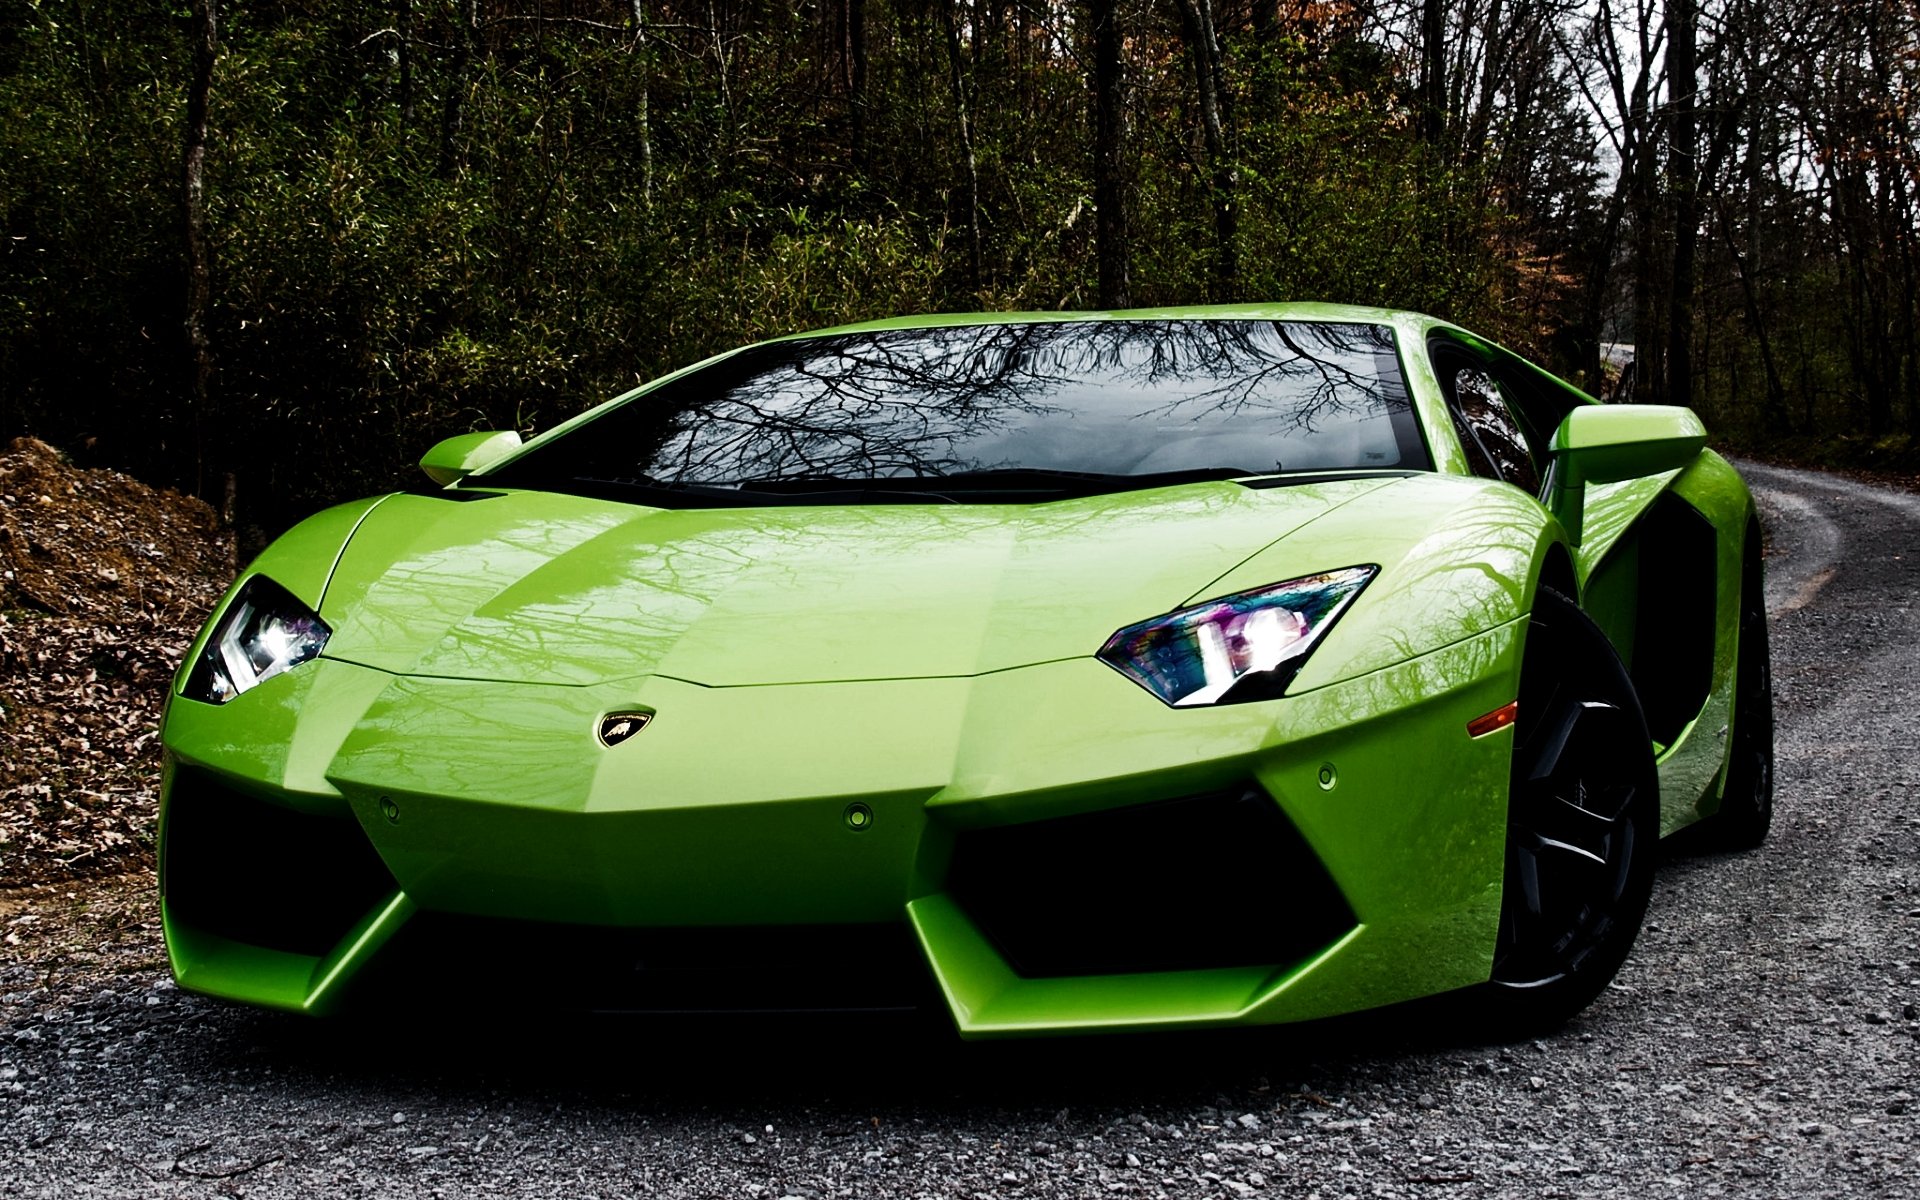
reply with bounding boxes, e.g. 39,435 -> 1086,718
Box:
597,711 -> 653,747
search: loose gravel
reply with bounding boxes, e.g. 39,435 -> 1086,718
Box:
2,459 -> 1917,1199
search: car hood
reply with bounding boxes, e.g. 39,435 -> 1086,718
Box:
316,478 -> 1402,686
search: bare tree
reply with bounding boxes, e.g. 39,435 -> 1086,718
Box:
632,0 -> 654,207
846,0 -> 869,169
183,0 -> 218,505
1421,0 -> 1445,141
1092,0 -> 1131,308
438,0 -> 479,178
1174,0 -> 1238,296
1665,0 -> 1698,405
942,2 -> 986,295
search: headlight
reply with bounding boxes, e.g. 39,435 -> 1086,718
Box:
1097,566 -> 1376,707
183,576 -> 331,704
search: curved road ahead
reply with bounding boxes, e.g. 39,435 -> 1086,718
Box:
3,460 -> 1918,1198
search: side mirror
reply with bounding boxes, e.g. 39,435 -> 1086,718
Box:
1546,405 -> 1706,544
419,430 -> 523,486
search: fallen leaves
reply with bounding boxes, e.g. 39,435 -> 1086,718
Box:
0,437 -> 234,888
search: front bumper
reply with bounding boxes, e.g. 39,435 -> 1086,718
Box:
159,620 -> 1523,1037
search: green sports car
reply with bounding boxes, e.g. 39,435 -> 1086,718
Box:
157,304 -> 1772,1036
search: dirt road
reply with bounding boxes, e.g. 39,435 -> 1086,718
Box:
3,459 -> 1917,1199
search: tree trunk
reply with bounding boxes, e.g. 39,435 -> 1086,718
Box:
1629,57 -> 1664,404
1091,0 -> 1130,308
1176,0 -> 1238,296
631,0 -> 653,206
942,3 -> 985,294
1664,0 -> 1697,408
848,0 -> 869,170
1720,200 -> 1789,430
398,0 -> 414,124
1421,0 -> 1445,142
438,0 -> 478,179
1867,29 -> 1920,436
184,0 -> 218,502
1459,0 -> 1510,161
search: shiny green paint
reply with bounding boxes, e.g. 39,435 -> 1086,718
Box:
261,496 -> 397,612
163,891 -> 415,1016
1550,405 -> 1710,481
1562,450 -> 1752,833
156,730 -> 414,1016
1649,452 -> 1753,831
167,495 -> 394,715
1394,315 -> 1477,479
325,670 -> 950,925
165,659 -> 396,815
908,892 -> 1313,1035
910,621 -> 1531,1037
1548,406 -> 1710,544
314,478 -> 1400,687
418,430 -> 522,486
162,615 -> 1521,1031
1367,309 -> 1748,839
1202,474 -> 1553,692
1574,475 -> 1680,586
158,302 -> 1761,1033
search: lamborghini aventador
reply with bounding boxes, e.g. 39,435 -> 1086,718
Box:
157,305 -> 1772,1035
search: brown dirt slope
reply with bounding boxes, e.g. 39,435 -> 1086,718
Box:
0,437 -> 233,888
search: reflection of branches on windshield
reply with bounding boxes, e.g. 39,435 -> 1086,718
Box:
1124,322 -> 1407,436
654,324 -> 1072,480
494,317 -> 1416,489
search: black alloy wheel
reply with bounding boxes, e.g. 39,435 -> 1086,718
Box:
1706,518 -> 1774,848
1484,586 -> 1659,1029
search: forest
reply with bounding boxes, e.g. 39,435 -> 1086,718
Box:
2,0 -> 1916,538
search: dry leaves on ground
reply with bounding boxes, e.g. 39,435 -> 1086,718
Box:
0,437 -> 234,889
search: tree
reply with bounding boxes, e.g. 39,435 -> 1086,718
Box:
1174,0 -> 1237,295
1665,0 -> 1698,406
183,0 -> 217,505
1092,0 -> 1132,308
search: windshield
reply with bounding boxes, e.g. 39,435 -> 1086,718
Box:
478,319 -> 1426,505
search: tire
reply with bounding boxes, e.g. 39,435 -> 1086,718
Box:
1705,519 -> 1774,849
1482,586 -> 1660,1031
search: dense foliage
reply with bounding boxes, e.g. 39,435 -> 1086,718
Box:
1,0 -> 1914,537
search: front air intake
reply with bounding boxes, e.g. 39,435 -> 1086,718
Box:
946,786 -> 1356,978
161,769 -> 398,957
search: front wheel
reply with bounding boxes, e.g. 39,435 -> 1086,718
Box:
1482,587 -> 1659,1031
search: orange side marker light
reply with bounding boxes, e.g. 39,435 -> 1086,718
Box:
1467,700 -> 1519,738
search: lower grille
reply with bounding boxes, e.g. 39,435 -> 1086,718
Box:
947,786 -> 1356,977
364,916 -> 934,1014
162,769 -> 398,957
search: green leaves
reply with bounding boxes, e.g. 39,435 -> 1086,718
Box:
0,0 -> 1576,536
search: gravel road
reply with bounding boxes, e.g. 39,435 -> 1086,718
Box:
4,460 -> 1918,1199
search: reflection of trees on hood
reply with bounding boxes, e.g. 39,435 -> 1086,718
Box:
506,320 -> 1412,486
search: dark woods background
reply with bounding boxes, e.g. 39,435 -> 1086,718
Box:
2,0 -> 1915,539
